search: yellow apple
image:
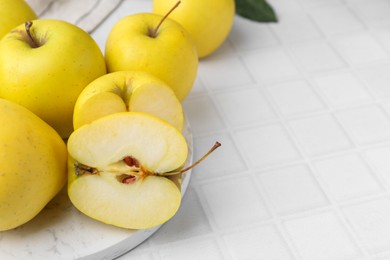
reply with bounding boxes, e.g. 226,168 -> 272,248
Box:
0,19 -> 106,138
73,70 -> 184,132
105,11 -> 198,101
67,112 -> 188,229
153,0 -> 235,58
0,98 -> 67,231
0,0 -> 37,39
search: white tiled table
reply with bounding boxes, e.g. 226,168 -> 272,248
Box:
91,0 -> 390,259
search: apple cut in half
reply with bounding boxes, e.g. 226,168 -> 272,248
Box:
73,70 -> 184,132
67,112 -> 188,229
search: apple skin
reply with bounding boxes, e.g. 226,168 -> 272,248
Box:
105,13 -> 198,101
152,0 -> 235,58
0,0 -> 37,39
0,19 -> 107,138
0,98 -> 67,231
73,70 -> 184,132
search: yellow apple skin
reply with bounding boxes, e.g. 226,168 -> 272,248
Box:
0,98 -> 67,231
0,0 -> 37,39
153,0 -> 235,58
105,13 -> 198,101
0,19 -> 107,138
73,70 -> 184,132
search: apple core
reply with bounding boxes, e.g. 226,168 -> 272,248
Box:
72,141 -> 221,182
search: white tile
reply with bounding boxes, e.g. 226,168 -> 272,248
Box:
149,188 -> 211,245
313,72 -> 372,107
215,87 -> 277,127
383,100 -> 390,116
183,96 -> 225,134
200,176 -> 269,230
236,124 -> 302,168
333,32 -> 389,65
372,28 -> 390,54
229,16 -> 280,51
198,53 -> 253,90
192,134 -> 246,180
289,41 -> 345,72
118,252 -> 154,260
288,114 -> 353,156
349,0 -> 390,28
267,80 -> 326,116
297,0 -> 342,7
364,145 -> 390,187
373,253 -> 390,260
269,13 -> 322,43
355,63 -> 390,99
310,5 -> 364,35
285,212 -> 361,260
208,39 -> 236,57
343,198 -> 390,253
187,77 -> 208,98
267,0 -> 303,14
257,164 -> 328,214
223,225 -> 294,260
312,153 -> 382,201
242,48 -> 301,83
373,255 -> 390,260
335,106 -> 390,145
157,237 -> 224,260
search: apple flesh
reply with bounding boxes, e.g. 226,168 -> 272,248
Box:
73,70 -> 184,132
67,112 -> 188,229
105,12 -> 198,101
0,98 -> 67,231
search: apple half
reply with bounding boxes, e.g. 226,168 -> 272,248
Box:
67,112 -> 188,229
73,70 -> 184,132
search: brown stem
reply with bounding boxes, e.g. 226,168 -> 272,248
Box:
25,21 -> 39,48
148,1 -> 181,38
163,141 -> 222,176
180,142 -> 221,173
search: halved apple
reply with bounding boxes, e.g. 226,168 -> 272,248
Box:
73,70 -> 184,131
67,112 -> 188,229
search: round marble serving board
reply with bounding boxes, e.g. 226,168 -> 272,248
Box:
0,119 -> 193,260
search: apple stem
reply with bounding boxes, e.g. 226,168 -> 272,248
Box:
25,21 -> 39,48
163,141 -> 221,176
149,1 -> 181,38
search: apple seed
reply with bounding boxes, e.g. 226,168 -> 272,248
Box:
121,175 -> 137,184
123,156 -> 140,168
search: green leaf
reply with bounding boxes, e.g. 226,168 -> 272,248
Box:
235,0 -> 278,23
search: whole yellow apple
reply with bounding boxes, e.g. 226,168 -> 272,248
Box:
0,19 -> 106,138
105,12 -> 198,101
0,98 -> 67,231
73,70 -> 184,131
0,0 -> 37,39
153,0 -> 235,58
